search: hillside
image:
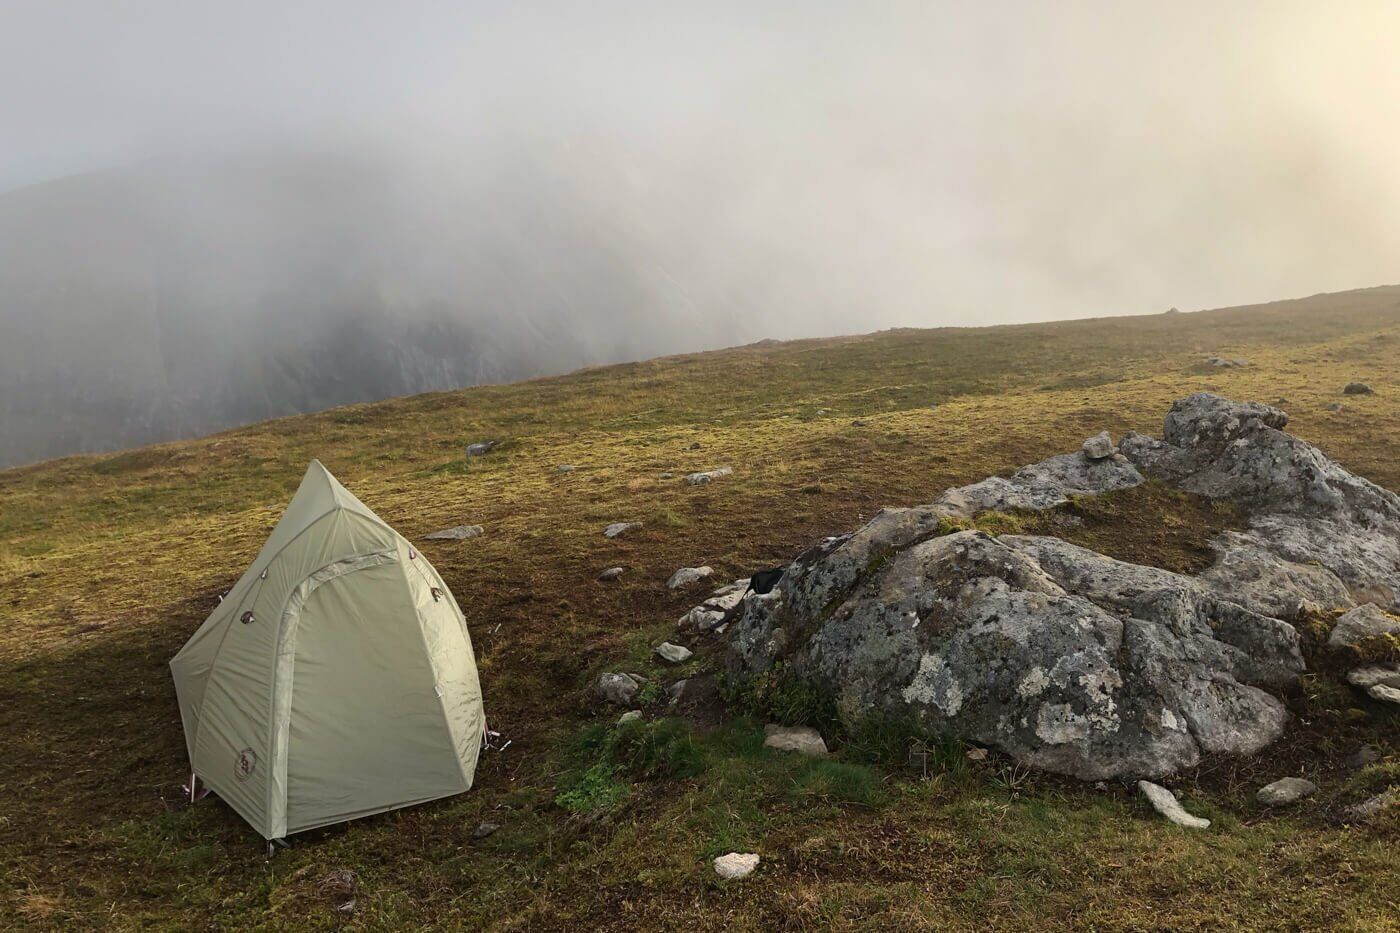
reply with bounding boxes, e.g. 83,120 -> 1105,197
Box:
2,285 -> 1399,929
0,153 -> 747,466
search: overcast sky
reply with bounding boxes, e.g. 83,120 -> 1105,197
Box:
3,0 -> 1400,331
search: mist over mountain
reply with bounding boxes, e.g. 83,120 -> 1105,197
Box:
0,149 -> 751,465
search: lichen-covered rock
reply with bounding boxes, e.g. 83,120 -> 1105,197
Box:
762,724 -> 828,756
603,521 -> 643,539
1121,394 -> 1400,612
722,393 -> 1395,782
686,466 -> 733,486
1347,665 -> 1400,690
936,451 -> 1142,518
423,524 -> 485,540
729,528 -> 1297,780
654,642 -> 693,664
1082,431 -> 1116,460
1328,603 -> 1400,651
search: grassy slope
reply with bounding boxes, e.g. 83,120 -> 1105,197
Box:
2,286 -> 1399,930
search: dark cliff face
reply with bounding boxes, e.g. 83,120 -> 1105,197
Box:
0,153 -> 745,466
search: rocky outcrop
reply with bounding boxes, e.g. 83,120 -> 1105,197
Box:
717,394 -> 1399,781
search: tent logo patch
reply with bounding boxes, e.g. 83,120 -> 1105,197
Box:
235,747 -> 258,780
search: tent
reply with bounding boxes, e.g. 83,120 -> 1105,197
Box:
170,461 -> 484,840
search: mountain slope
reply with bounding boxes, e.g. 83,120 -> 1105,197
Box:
0,152 -> 747,466
1,287 -> 1398,929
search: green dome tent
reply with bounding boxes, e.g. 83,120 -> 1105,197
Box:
170,461 -> 484,840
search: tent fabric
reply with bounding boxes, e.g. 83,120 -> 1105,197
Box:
170,461 -> 484,839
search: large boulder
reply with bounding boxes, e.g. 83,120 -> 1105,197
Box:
719,393 -> 1397,782
729,529 -> 1297,781
1121,394 -> 1400,612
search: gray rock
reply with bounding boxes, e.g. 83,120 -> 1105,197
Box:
851,419 -> 870,427
1256,777 -> 1317,805
423,524 -> 484,540
597,567 -> 625,581
1346,788 -> 1399,823
597,672 -> 640,706
1368,683 -> 1400,705
686,466 -> 733,486
557,464 -> 575,473
654,642 -> 693,664
1329,604 -> 1400,651
1206,356 -> 1249,368
729,528 -> 1296,781
1327,402 -> 1346,412
763,724 -> 828,756
713,852 -> 760,880
617,710 -> 643,725
936,448 -> 1143,517
1121,394 -> 1400,613
473,821 -> 500,839
667,566 -> 715,589
1197,532 -> 1353,620
1082,431 -> 1116,460
1343,382 -> 1375,395
603,521 -> 643,539
466,441 -> 498,457
678,605 -> 726,631
1347,665 -> 1400,690
659,472 -> 674,480
701,580 -> 752,613
1138,781 -> 1211,829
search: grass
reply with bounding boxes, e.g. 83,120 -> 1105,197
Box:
2,285 -> 1400,928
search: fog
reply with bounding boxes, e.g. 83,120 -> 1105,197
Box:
3,1 -> 1399,463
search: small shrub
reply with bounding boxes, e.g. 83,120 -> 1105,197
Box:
554,763 -> 628,813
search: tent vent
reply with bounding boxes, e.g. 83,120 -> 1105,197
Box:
240,610 -> 255,625
431,587 -> 444,602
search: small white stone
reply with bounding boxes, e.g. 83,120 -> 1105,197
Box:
667,566 -> 715,589
713,852 -> 760,880
1368,683 -> 1400,705
763,724 -> 828,757
603,521 -> 643,539
654,642 -> 693,664
1138,780 -> 1210,829
617,710 -> 643,725
1256,777 -> 1317,806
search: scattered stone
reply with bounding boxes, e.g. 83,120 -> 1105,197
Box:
1367,683 -> 1400,705
617,710 -> 643,725
603,521 -> 643,539
1081,431 -> 1116,460
1206,356 -> 1249,368
686,466 -> 733,486
713,852 -> 760,880
597,672 -> 640,706
655,642 -> 694,664
1347,665 -> 1400,690
701,580 -> 752,613
668,566 -> 715,589
1343,382 -> 1375,396
966,747 -> 988,761
1138,781 -> 1211,829
1346,788 -> 1399,823
466,441 -> 498,457
659,472 -> 674,479
678,605 -> 727,632
816,408 -> 830,416
423,524 -> 484,540
1329,604 -> 1400,651
851,419 -> 869,427
597,567 -> 625,582
473,821 -> 500,839
1256,777 -> 1317,806
557,464 -> 575,473
762,724 -> 828,757
688,442 -> 702,450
